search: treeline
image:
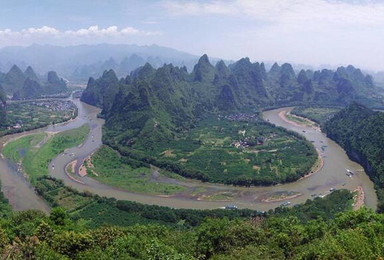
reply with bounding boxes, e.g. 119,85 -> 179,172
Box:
0,201 -> 381,258
323,103 -> 384,211
0,175 -> 363,259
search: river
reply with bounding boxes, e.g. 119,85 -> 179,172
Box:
0,98 -> 378,212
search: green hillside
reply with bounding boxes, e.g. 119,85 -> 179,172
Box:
324,103 -> 384,211
0,65 -> 69,99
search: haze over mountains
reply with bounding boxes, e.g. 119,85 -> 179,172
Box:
0,65 -> 68,99
1,43 -> 384,88
0,44 -> 204,82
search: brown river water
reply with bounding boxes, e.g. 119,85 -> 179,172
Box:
0,98 -> 378,212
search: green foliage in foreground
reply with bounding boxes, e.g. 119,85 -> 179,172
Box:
3,124 -> 89,183
0,189 -> 12,219
0,205 -> 383,259
291,106 -> 341,125
0,174 -> 362,259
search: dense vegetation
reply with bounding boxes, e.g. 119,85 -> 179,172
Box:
324,103 -> 384,211
0,65 -> 69,99
0,182 -> 378,259
291,106 -> 341,125
2,124 -> 89,183
81,55 -> 382,185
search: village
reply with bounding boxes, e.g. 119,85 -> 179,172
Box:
218,113 -> 276,150
2,99 -> 77,132
218,113 -> 260,122
29,100 -> 76,113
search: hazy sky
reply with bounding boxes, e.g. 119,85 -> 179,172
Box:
1,0 -> 384,70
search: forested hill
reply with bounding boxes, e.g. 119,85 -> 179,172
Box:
82,55 -> 382,112
0,86 -> 6,126
0,65 -> 69,99
323,103 -> 384,211
81,55 -> 382,151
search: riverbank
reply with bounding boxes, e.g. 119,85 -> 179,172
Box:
278,110 -> 320,130
277,109 -> 324,180
0,99 -> 377,212
46,105 -> 376,210
353,185 -> 365,210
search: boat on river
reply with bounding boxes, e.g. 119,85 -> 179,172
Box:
346,169 -> 354,175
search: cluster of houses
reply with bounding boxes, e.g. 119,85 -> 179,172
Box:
7,100 -> 76,130
232,135 -> 266,149
30,100 -> 76,112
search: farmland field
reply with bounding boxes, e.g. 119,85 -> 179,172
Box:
119,116 -> 318,186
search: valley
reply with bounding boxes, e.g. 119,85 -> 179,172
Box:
2,2 -> 384,257
0,97 -> 376,212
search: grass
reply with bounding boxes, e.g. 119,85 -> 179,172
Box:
2,133 -> 45,162
88,145 -> 186,195
285,112 -> 317,127
291,107 -> 341,125
3,124 -> 90,183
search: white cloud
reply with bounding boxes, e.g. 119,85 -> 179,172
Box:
0,25 -> 162,48
63,25 -> 160,36
163,0 -> 384,28
0,25 -> 161,42
22,26 -> 60,35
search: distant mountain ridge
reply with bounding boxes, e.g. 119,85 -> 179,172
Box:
0,65 -> 69,99
0,44 -> 204,82
81,54 -> 383,161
